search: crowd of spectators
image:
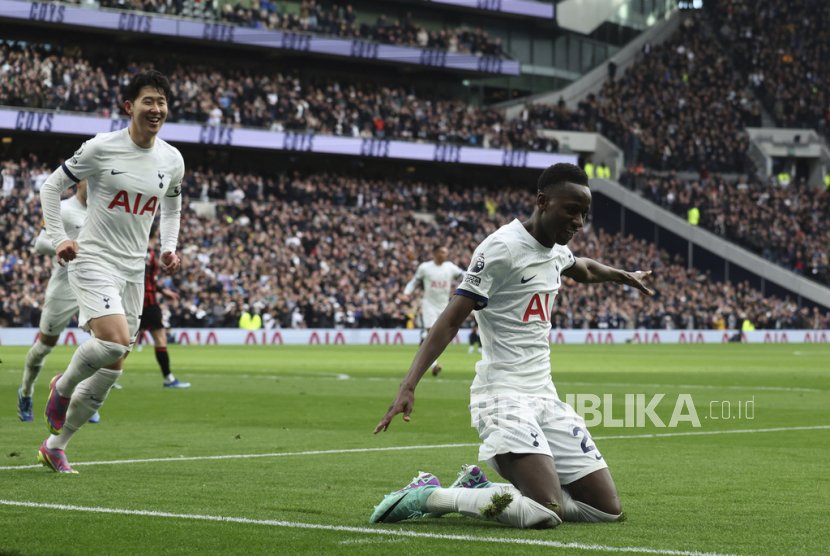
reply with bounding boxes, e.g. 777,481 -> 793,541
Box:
640,170 -> 830,286
709,0 -> 830,138
0,42 -> 557,151
0,10 -> 780,168
87,0 -> 506,57
587,15 -> 761,173
1,154 -> 822,332
5,7 -> 822,176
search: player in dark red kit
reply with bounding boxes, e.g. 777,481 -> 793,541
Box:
139,223 -> 190,388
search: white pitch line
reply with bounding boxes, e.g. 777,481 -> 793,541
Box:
2,368 -> 823,391
0,500 -> 746,556
0,443 -> 479,471
2,426 -> 827,472
556,381 -> 821,393
592,425 -> 830,440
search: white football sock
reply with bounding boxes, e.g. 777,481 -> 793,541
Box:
164,373 -> 176,384
46,427 -> 77,451
560,487 -> 621,522
48,368 -> 123,452
426,485 -> 562,529
430,361 -> 438,370
22,340 -> 54,397
57,339 -> 127,397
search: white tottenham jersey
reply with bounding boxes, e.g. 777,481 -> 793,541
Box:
36,196 -> 87,281
59,128 -> 184,283
404,260 -> 466,311
455,219 -> 575,398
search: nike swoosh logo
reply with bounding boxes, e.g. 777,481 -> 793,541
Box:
377,493 -> 407,522
521,275 -> 536,284
111,170 -> 127,175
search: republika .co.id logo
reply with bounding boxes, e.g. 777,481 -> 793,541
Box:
560,394 -> 755,428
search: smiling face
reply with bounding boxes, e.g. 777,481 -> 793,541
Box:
538,181 -> 592,246
125,85 -> 168,142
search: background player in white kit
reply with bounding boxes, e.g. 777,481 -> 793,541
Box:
402,245 -> 465,376
372,164 -> 653,529
37,70 -> 184,473
17,179 -> 87,422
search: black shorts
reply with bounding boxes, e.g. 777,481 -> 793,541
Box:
140,304 -> 164,331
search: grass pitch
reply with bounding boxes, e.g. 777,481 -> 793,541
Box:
1,343 -> 829,555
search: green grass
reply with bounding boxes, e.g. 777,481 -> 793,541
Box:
1,344 -> 829,555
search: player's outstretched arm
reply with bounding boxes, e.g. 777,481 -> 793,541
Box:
373,294 -> 477,434
563,257 -> 654,297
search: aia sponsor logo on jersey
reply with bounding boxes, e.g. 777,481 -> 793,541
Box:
522,293 -> 551,322
108,191 -> 158,216
430,281 -> 448,289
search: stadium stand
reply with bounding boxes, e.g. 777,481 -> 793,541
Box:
589,14 -> 760,172
0,4 -> 827,335
708,0 -> 830,137
0,155 -> 822,331
636,170 -> 830,287
54,0 -> 506,57
0,41 -> 555,150
0,13 -> 766,166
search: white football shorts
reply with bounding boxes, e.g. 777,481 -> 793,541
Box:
470,394 -> 609,485
69,266 -> 143,351
39,269 -> 79,337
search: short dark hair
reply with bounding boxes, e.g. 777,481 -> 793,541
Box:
123,70 -> 171,103
537,163 -> 589,194
433,245 -> 446,253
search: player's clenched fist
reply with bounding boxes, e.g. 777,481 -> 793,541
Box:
56,240 -> 79,267
160,250 -> 181,274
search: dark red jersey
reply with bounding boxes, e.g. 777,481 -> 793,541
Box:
144,249 -> 159,308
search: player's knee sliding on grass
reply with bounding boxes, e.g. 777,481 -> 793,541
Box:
370,467 -> 561,529
371,464 -> 619,528
373,164 -> 651,527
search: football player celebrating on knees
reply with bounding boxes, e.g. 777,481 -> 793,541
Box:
37,70 -> 184,473
372,164 -> 653,529
139,223 -> 189,388
18,179 -> 88,422
402,245 -> 465,376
